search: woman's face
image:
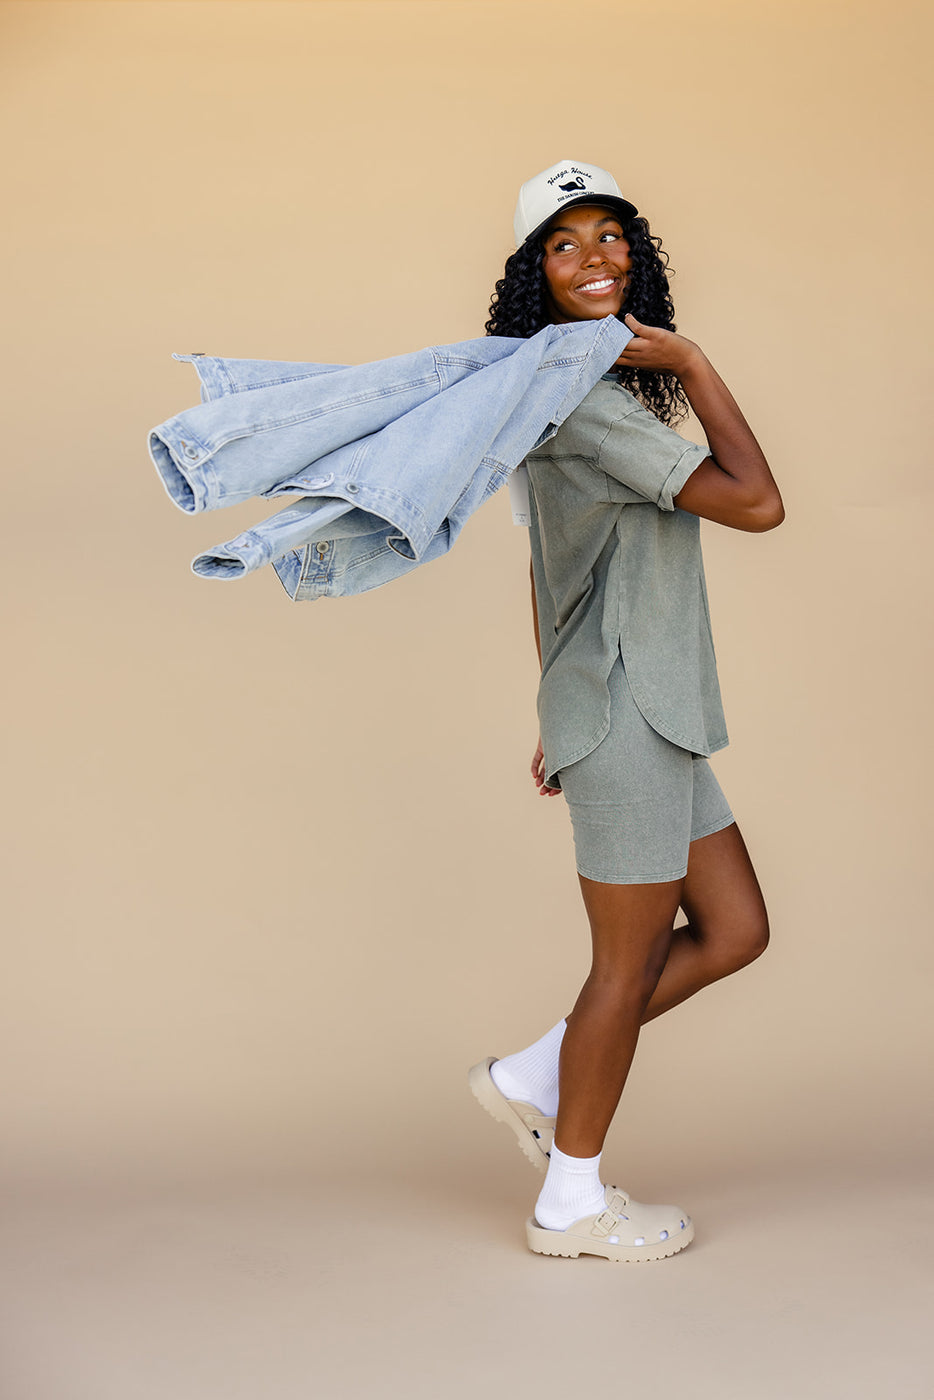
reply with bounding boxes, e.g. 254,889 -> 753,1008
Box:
540,205 -> 631,323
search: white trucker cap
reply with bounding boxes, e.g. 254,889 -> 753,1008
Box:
513,159 -> 638,247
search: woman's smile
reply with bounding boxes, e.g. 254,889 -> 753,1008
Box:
575,275 -> 622,297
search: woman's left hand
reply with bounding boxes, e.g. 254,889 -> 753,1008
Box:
531,737 -> 561,797
613,313 -> 704,377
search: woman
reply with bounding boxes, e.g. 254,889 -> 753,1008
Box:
469,160 -> 784,1263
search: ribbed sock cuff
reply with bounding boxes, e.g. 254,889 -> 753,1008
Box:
489,1018 -> 565,1116
534,1143 -> 607,1231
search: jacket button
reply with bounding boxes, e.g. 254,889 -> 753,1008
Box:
346,482 -> 358,493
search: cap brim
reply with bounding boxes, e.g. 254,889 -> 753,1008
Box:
522,194 -> 639,247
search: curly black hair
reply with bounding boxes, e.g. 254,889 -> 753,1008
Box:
485,215 -> 688,426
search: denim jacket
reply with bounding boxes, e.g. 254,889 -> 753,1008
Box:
148,317 -> 632,600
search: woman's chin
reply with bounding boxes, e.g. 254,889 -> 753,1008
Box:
574,297 -> 625,321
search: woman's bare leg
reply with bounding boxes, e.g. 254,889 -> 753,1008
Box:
554,822 -> 770,1158
554,877 -> 684,1157
641,821 -> 770,1023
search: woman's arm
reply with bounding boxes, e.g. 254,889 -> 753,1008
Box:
615,314 -> 784,533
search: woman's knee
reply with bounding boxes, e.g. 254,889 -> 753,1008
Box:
681,826 -> 771,973
708,905 -> 770,974
588,930 -> 674,1011
578,876 -> 683,1009
737,909 -> 769,966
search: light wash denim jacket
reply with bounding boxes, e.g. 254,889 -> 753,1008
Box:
148,318 -> 632,600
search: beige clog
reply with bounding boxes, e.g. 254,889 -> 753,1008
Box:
527,1184 -> 694,1263
468,1056 -> 555,1171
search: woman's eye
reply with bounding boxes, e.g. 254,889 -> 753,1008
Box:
551,231 -> 621,252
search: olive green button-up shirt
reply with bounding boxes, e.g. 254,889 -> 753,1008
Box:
524,377 -> 728,789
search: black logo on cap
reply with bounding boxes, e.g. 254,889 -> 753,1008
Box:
558,178 -> 587,192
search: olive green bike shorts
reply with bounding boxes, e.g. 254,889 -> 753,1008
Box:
557,655 -> 735,885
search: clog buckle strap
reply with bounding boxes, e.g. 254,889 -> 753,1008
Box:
590,1187 -> 631,1238
517,1108 -> 556,1135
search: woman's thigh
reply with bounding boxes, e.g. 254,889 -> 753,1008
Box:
577,873 -> 685,998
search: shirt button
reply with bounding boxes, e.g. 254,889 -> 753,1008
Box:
346,482 -> 358,493
317,544 -> 328,557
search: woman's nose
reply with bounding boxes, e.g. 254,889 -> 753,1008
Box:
582,244 -> 606,266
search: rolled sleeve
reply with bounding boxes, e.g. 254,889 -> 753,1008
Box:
655,441 -> 710,511
598,402 -> 709,511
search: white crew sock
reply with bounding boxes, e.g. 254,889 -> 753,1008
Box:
489,1019 -> 566,1116
534,1143 -> 608,1231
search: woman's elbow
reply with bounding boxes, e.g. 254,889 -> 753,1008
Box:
741,491 -> 785,532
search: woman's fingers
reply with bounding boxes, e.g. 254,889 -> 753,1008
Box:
614,315 -> 662,366
531,738 -> 561,796
615,314 -> 702,375
613,340 -> 651,365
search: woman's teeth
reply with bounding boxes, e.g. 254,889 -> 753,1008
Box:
579,278 -> 616,293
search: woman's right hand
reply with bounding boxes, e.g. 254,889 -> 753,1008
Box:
613,314 -> 704,376
531,737 -> 561,797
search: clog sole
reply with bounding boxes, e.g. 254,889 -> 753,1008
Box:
526,1213 -> 694,1262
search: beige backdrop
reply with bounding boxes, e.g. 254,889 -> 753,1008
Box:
2,2 -> 932,1397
